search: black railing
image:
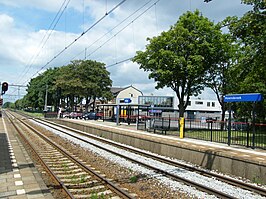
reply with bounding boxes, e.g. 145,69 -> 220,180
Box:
184,119 -> 266,150
137,117 -> 266,150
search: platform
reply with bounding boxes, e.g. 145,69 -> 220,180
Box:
0,117 -> 53,199
55,118 -> 266,184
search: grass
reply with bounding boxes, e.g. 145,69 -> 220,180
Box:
80,174 -> 86,183
16,109 -> 44,118
62,163 -> 69,172
252,175 -> 265,185
90,192 -> 105,199
184,129 -> 266,148
129,175 -> 138,183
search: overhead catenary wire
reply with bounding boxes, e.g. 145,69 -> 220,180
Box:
23,0 -> 127,85
16,0 -> 71,85
85,0 -> 161,60
68,0 -> 154,62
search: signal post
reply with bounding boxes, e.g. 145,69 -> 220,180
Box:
0,82 -> 9,117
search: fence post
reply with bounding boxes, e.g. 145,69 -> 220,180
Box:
228,103 -> 232,146
247,122 -> 250,148
180,117 -> 184,139
252,103 -> 256,149
210,121 -> 213,142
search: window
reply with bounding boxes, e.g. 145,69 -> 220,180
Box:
212,102 -> 215,107
207,102 -> 210,107
187,101 -> 191,106
139,96 -> 174,108
195,101 -> 203,105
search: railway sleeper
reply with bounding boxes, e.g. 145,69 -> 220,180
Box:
49,164 -> 80,170
53,168 -> 83,174
57,171 -> 88,178
66,180 -> 100,189
64,180 -> 102,187
60,176 -> 91,183
69,185 -> 105,194
74,190 -> 113,199
50,165 -> 79,171
45,160 -> 73,164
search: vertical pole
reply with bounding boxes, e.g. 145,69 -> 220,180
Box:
116,105 -> 119,126
137,105 -> 139,130
180,117 -> 184,139
247,122 -> 250,147
228,103 -> 232,146
210,121 -> 213,142
252,102 -> 256,149
44,84 -> 48,112
0,93 -> 2,117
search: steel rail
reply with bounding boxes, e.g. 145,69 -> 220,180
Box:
35,117 -> 266,197
7,111 -> 134,199
30,118 -> 239,198
4,111 -> 75,199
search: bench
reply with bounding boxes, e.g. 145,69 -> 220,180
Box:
153,119 -> 170,135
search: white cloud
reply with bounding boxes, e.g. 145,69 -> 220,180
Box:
0,0 -> 251,102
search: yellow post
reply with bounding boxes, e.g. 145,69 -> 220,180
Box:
180,117 -> 184,139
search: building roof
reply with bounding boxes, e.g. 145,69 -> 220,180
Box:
111,85 -> 143,96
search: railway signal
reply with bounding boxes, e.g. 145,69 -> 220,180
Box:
1,82 -> 8,95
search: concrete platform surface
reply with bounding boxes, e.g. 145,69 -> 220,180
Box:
0,117 -> 54,199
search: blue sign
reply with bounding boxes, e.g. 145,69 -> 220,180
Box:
149,109 -> 162,113
224,93 -> 263,102
124,98 -> 132,103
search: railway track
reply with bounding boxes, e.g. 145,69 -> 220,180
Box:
5,111 -> 135,199
8,110 -> 266,198
34,117 -> 266,198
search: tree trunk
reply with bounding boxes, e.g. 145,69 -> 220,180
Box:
178,104 -> 185,118
85,96 -> 91,113
92,96 -> 96,112
220,104 -> 226,130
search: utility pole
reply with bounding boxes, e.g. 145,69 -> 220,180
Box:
44,84 -> 48,112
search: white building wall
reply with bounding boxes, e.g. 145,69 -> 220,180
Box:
116,86 -> 143,104
173,95 -> 222,119
173,96 -> 221,112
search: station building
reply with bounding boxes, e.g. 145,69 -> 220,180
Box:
98,85 -> 222,121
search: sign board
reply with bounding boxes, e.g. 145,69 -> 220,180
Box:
224,93 -> 263,103
149,109 -> 162,113
124,98 -> 132,103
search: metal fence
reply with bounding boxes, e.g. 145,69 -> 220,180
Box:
137,117 -> 266,150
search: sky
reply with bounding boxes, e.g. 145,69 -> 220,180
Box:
0,0 -> 252,103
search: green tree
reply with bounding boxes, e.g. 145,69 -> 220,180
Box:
133,10 -> 224,117
204,33 -> 240,123
56,60 -> 112,112
24,67 -> 60,110
225,0 -> 266,120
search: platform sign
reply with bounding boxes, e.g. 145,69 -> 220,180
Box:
224,93 -> 263,148
224,93 -> 263,103
124,98 -> 132,103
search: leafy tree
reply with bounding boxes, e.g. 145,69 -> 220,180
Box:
224,0 -> 266,120
133,10 -> 224,117
3,102 -> 15,109
56,60 -> 112,112
204,33 -> 240,123
24,67 -> 60,110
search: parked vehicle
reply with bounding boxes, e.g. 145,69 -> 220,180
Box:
69,112 -> 83,119
83,112 -> 100,120
206,117 -> 217,123
62,112 -> 70,118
